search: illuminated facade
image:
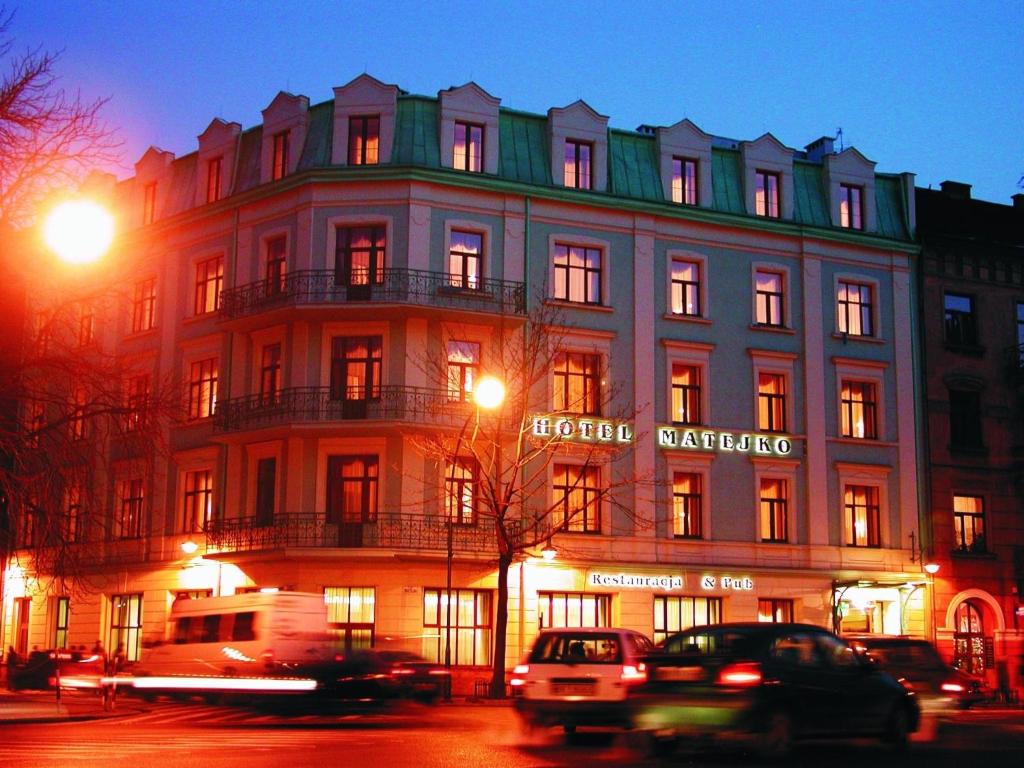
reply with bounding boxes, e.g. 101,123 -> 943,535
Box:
1,76 -> 924,693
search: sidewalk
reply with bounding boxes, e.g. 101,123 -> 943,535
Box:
0,688 -> 136,725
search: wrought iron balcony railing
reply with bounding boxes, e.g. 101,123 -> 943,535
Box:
213,385 -> 473,432
219,268 -> 527,320
205,512 -> 526,555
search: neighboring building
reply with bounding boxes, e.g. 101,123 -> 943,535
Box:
916,182 -> 1024,700
1,75 -> 922,694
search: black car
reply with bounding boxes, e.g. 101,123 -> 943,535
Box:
322,650 -> 449,703
631,623 -> 919,758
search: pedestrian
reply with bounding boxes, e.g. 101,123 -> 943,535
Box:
91,639 -> 105,662
5,646 -> 19,690
111,643 -> 126,675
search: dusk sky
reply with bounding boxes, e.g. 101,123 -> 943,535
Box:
13,0 -> 1023,204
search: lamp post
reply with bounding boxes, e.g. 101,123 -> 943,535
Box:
444,375 -> 504,700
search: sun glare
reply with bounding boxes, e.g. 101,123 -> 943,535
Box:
44,200 -> 115,265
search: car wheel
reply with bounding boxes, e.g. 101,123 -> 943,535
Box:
756,711 -> 793,761
882,705 -> 909,752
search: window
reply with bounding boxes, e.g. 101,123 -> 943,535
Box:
142,182 -> 157,225
325,587 -> 376,653
260,344 -> 282,405
448,230 -> 482,289
422,588 -> 491,666
109,593 -> 142,662
754,269 -> 784,326
670,258 -> 701,316
18,499 -> 36,548
254,457 -> 276,527
326,456 -> 379,547
672,471 -> 702,538
182,469 -> 214,533
445,457 -> 478,524
330,336 -> 382,401
953,495 -> 986,553
446,341 -> 480,402
454,121 -> 483,172
759,478 -> 788,543
335,225 -> 386,286
949,389 -> 983,449
206,157 -> 222,203
68,388 -> 87,441
63,483 -> 82,543
538,593 -> 610,628
757,372 -> 787,433
188,358 -> 218,420
844,485 -> 880,547
12,597 -> 30,654
840,380 -> 877,439
125,374 -> 150,432
116,478 -> 144,539
53,597 -> 71,649
348,115 -> 380,165
953,601 -> 987,675
755,170 -> 780,218
671,364 -> 701,425
671,157 -> 698,205
553,352 -> 601,415
564,139 -> 592,189
131,278 -> 156,333
839,184 -> 863,229
837,280 -> 873,336
758,598 -> 794,623
194,256 -> 224,315
265,236 -> 287,295
271,130 -> 289,180
944,293 -> 977,346
553,463 -> 602,533
553,243 -> 602,304
653,596 -> 721,645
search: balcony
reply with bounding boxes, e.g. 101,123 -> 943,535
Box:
213,385 -> 473,433
219,268 -> 527,321
205,512 -> 525,556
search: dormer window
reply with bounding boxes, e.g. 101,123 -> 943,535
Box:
142,182 -> 157,225
272,131 -> 289,180
348,116 -> 380,165
755,170 -> 780,218
206,157 -> 222,203
840,184 -> 863,229
672,157 -> 698,205
454,121 -> 483,173
564,140 -> 592,189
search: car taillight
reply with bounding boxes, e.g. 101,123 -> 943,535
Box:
510,664 -> 529,687
390,666 -> 414,676
716,662 -> 762,687
261,650 -> 275,669
621,663 -> 647,683
941,681 -> 965,693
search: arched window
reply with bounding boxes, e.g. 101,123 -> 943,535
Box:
953,601 -> 987,675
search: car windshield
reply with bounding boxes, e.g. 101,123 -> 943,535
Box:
866,643 -> 946,671
529,633 -> 624,664
661,629 -> 761,657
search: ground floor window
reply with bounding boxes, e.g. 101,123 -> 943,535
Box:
109,593 -> 143,661
758,598 -> 794,623
538,592 -> 610,629
53,597 -> 71,649
325,586 -> 376,653
653,595 -> 722,644
423,588 -> 491,666
174,590 -> 213,601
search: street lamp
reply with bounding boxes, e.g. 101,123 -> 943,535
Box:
445,375 -> 505,699
43,200 -> 115,265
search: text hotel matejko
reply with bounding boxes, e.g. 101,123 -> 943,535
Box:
531,416 -> 794,456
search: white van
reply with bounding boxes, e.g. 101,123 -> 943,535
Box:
133,592 -> 335,683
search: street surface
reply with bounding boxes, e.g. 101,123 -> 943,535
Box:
1,696 -> 1024,767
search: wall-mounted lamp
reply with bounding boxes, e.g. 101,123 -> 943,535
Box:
923,562 -> 940,575
541,543 -> 557,562
180,540 -> 199,555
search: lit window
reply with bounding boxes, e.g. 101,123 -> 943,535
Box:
335,226 -> 386,286
329,337 -> 382,401
454,121 -> 483,172
194,256 -> 224,315
538,592 -> 610,628
672,472 -> 702,539
131,278 -> 157,333
206,156 -> 222,203
447,341 -> 480,403
840,380 -> 877,439
759,478 -> 788,543
448,231 -> 482,289
445,457 -> 478,524
422,588 -> 491,666
839,184 -> 863,229
755,170 -> 780,218
837,280 -> 873,336
553,464 -> 602,533
188,358 -> 218,420
68,388 -> 87,441
54,597 -> 71,649
953,495 -> 986,553
564,140 -> 592,189
117,478 -> 144,539
348,116 -> 380,165
265,236 -> 287,295
758,598 -> 793,623
260,344 -> 282,405
671,157 -> 698,205
124,374 -> 150,432
272,130 -> 289,180
142,182 -> 157,225
670,258 -> 701,316
671,364 -> 702,425
553,243 -> 602,304
326,456 -> 379,546
554,352 -> 601,416
63,485 -> 81,544
109,593 -> 143,662
182,469 -> 214,533
653,596 -> 721,645
944,293 -> 977,347
755,269 -> 784,326
844,485 -> 880,547
757,372 -> 787,433
324,586 -> 376,653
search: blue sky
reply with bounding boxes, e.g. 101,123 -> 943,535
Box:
12,0 -> 1023,203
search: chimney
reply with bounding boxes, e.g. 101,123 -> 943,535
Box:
804,136 -> 835,163
635,124 -> 656,136
940,180 -> 972,200
1012,193 -> 1024,210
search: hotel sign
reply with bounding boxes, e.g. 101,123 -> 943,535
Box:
532,416 -> 633,443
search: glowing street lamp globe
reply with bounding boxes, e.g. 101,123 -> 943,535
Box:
474,376 -> 506,411
44,200 -> 114,265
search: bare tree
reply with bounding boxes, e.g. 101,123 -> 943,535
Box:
410,302 -> 648,698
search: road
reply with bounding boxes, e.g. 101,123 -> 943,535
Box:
2,698 -> 1024,767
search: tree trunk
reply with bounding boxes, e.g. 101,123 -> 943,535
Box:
490,552 -> 513,698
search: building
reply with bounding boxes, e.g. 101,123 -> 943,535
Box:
1,75 -> 922,694
916,181 -> 1024,700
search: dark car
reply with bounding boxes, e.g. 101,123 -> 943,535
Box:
846,636 -> 989,714
323,649 -> 449,703
631,623 -> 919,758
7,649 -> 106,691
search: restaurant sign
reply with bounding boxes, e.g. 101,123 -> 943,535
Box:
589,572 -> 683,591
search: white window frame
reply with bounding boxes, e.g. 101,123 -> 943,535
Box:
833,357 -> 887,442
835,463 -> 891,549
749,350 -> 796,435
833,273 -> 881,340
442,219 -> 491,285
751,262 -> 792,329
547,233 -> 611,308
665,249 -> 709,321
662,340 -> 713,427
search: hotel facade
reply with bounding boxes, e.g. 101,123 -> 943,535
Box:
2,75 -> 924,694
